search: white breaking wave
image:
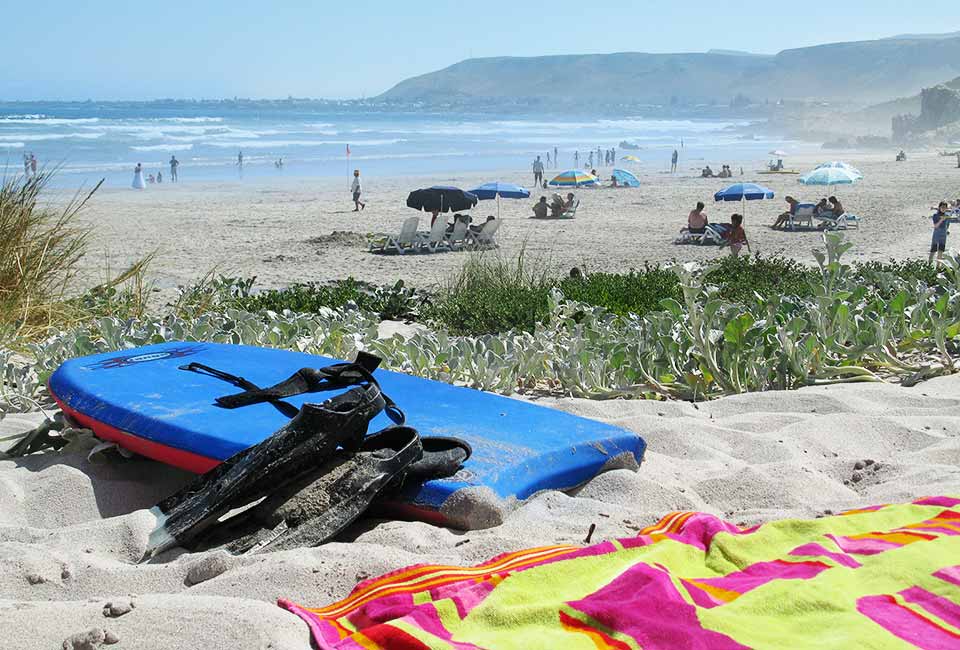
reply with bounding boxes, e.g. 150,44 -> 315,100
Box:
0,132 -> 106,141
130,143 -> 194,152
160,117 -> 223,123
0,142 -> 25,148
0,116 -> 100,125
206,138 -> 404,149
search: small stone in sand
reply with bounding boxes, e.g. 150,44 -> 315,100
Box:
865,459 -> 875,466
102,600 -> 134,618
854,461 -> 865,470
851,471 -> 863,483
26,573 -> 46,585
185,553 -> 230,586
62,628 -> 118,649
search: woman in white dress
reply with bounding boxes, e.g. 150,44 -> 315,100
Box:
132,163 -> 146,190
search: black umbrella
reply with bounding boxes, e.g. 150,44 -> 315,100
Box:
406,186 -> 478,213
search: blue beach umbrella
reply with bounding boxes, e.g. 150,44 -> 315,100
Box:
815,161 -> 863,179
714,183 -> 775,202
799,167 -> 859,186
611,168 -> 640,188
469,181 -> 530,200
469,181 -> 531,217
714,182 -> 775,217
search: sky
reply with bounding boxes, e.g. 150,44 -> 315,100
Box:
2,1 -> 958,101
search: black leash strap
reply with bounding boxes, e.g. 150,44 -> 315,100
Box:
179,351 -> 404,424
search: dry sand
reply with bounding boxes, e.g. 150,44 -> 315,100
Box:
71,151 -> 960,293
3,374 -> 960,648
5,149 -> 960,648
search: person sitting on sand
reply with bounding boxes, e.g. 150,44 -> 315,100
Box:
430,209 -> 440,227
897,150 -> 907,162
772,196 -> 799,229
562,193 -> 576,210
723,213 -> 750,258
687,201 -> 708,234
701,166 -> 714,178
610,175 -> 619,188
532,196 -> 548,219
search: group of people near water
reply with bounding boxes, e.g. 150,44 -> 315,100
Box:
131,155 -> 180,189
701,164 -> 736,178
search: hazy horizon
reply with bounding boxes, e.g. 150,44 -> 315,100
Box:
2,1 -> 958,102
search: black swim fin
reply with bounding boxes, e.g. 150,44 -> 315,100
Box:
217,425 -> 423,554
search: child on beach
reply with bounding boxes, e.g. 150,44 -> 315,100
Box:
723,213 -> 750,257
351,169 -> 365,211
930,201 -> 953,264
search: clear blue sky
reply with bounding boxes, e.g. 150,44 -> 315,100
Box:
3,1 -> 958,100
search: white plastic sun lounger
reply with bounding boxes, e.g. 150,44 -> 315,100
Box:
815,212 -> 860,230
417,216 -> 450,253
787,205 -> 816,230
467,220 -> 501,249
446,220 -> 469,250
370,216 -> 420,254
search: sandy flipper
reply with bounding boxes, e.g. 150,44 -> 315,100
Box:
142,355 -> 398,559
281,496 -> 960,649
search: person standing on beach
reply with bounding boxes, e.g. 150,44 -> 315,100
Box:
169,155 -> 179,182
132,163 -> 146,190
553,147 -> 558,168
574,151 -> 579,167
930,201 -> 952,264
546,152 -> 551,167
351,169 -> 365,211
671,149 -> 679,173
237,151 -> 244,168
23,153 -> 31,177
533,156 -> 544,186
588,151 -> 594,168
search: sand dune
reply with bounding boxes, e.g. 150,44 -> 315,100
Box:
3,373 -> 960,648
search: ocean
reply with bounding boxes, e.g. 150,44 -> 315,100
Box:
0,102 -> 807,188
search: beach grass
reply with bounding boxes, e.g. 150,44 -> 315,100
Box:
0,173 -> 96,340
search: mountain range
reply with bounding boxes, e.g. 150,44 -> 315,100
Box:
378,33 -> 960,109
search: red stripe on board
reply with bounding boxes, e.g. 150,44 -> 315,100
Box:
49,387 -> 220,474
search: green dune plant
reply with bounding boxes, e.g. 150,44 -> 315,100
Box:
4,233 -> 960,413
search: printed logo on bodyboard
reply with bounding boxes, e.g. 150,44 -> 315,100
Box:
85,345 -> 205,370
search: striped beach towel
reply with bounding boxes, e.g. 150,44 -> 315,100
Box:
280,496 -> 960,649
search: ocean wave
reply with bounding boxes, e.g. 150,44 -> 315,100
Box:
0,116 -> 100,125
0,132 -> 106,141
161,116 -> 223,123
131,143 -> 194,152
0,142 -> 25,148
206,138 -> 404,149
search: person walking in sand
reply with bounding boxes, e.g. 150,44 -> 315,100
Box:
237,151 -> 244,168
132,163 -> 146,190
533,156 -> 544,186
671,149 -> 679,173
930,201 -> 953,265
351,169 -> 365,211
170,155 -> 179,182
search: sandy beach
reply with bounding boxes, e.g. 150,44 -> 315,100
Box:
3,373 -> 960,648
71,151 -> 960,293
4,149 -> 959,648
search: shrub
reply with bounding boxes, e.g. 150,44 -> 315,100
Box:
0,173 -> 97,339
425,250 -> 553,335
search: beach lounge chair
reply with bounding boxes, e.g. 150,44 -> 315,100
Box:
445,220 -> 469,250
561,200 -> 580,219
417,216 -> 449,253
815,212 -> 860,230
786,204 -> 816,230
674,223 -> 729,246
370,216 -> 420,254
467,220 -> 501,249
